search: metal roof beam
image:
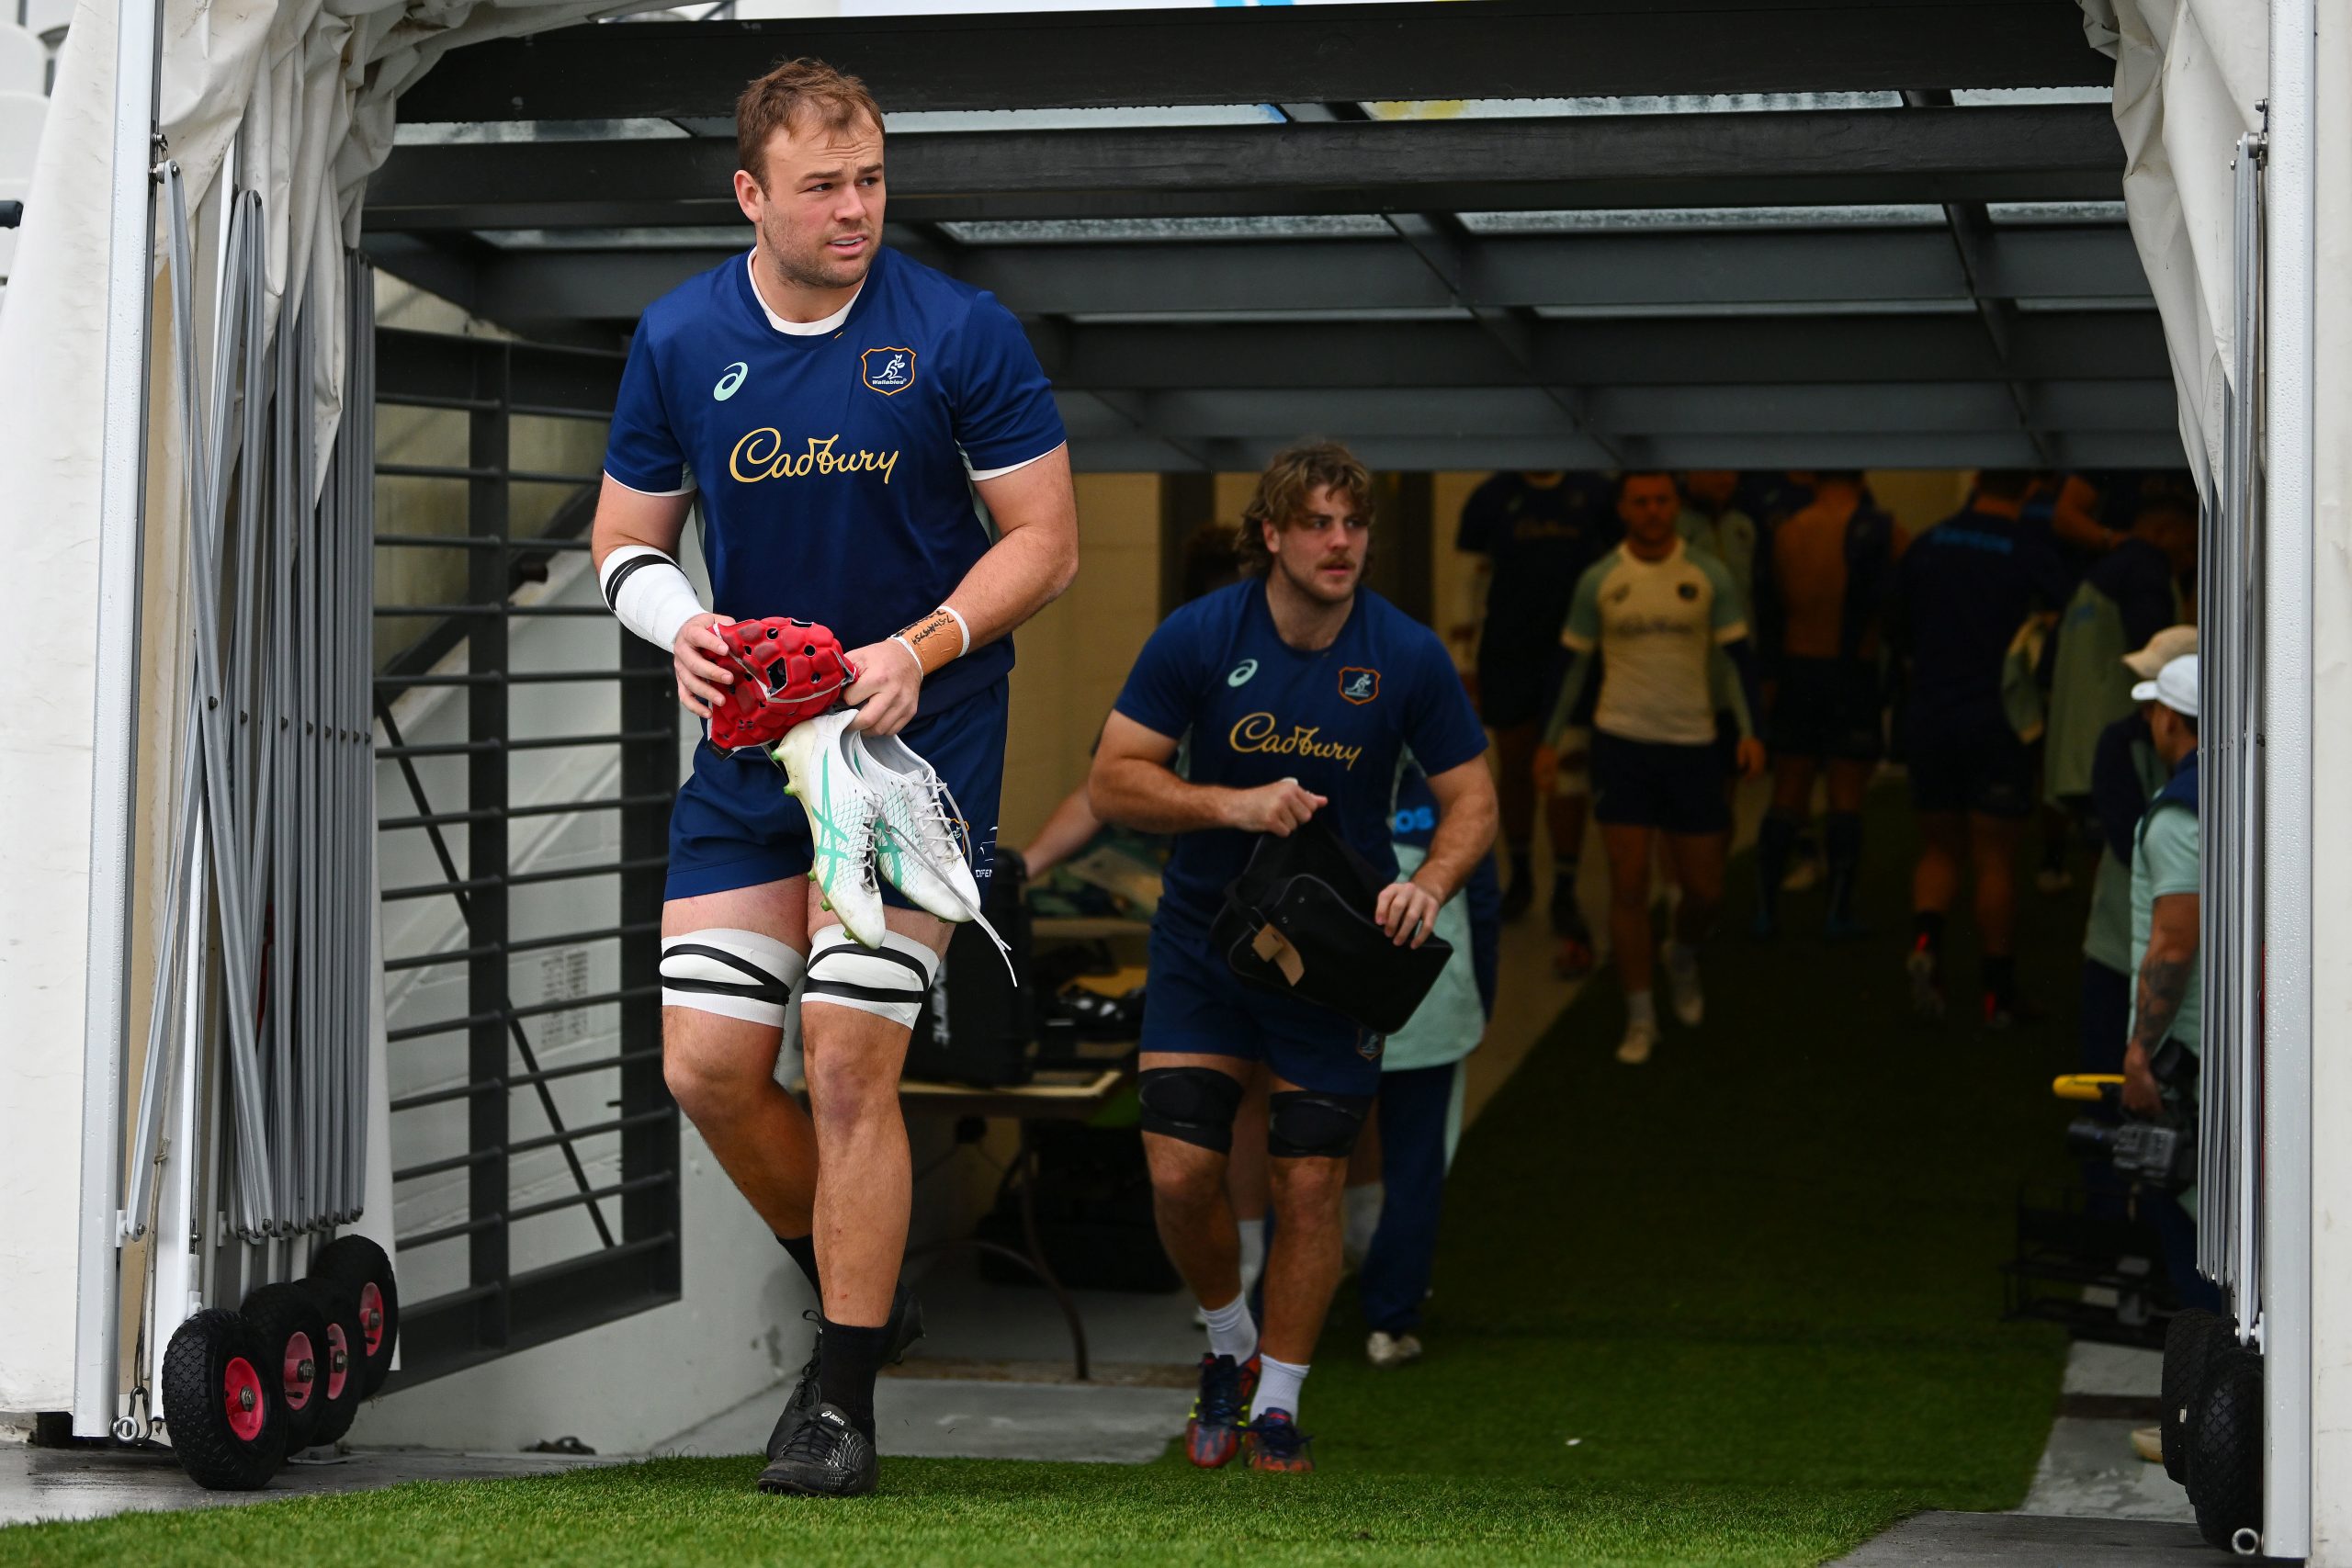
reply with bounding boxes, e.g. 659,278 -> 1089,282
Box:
396,1 -> 2107,123
365,106 -> 2124,231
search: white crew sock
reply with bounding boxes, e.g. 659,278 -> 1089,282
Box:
1626,990 -> 1657,1029
1256,1354 -> 1309,1421
1342,1182 -> 1384,1260
1237,1217 -> 1267,1294
1203,1292 -> 1258,1364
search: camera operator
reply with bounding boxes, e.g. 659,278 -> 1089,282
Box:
2121,653 -> 2219,1315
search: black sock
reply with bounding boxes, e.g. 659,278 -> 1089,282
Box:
1984,954 -> 2018,1007
1824,812 -> 1863,919
1756,812 -> 1800,917
1551,853 -> 1580,901
1912,910 -> 1946,952
777,1233 -> 821,1296
1509,849 -> 1532,886
818,1315 -> 888,1440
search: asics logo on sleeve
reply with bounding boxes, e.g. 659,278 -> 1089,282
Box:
714,362 -> 750,401
1227,659 -> 1260,688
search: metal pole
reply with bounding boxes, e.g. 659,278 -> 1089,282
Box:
2262,0 -> 2318,1542
75,0 -> 165,1437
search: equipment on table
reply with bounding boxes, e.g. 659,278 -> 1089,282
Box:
1211,815 -> 1452,1035
905,848 -> 1035,1088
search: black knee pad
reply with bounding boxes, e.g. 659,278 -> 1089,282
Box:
1136,1066 -> 1244,1153
1267,1089 -> 1374,1159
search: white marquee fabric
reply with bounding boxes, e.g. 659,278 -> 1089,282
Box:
2077,0 -> 2268,494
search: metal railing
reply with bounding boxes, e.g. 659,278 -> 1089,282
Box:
372,328 -> 682,1386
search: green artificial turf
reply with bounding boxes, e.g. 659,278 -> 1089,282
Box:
1,790 -> 2084,1566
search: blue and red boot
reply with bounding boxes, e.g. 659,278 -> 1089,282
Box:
1184,1352 -> 1260,1468
1243,1408 -> 1315,1473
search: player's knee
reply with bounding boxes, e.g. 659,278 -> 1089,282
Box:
662,1037 -> 764,1127
660,927 -> 803,1030
801,926 -> 939,1032
1137,1065 -> 1244,1155
1267,1089 -> 1373,1160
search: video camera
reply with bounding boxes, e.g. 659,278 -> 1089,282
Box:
2054,1038 -> 2199,1190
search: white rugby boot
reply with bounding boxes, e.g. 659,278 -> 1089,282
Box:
774,710 -> 888,949
851,730 -> 986,922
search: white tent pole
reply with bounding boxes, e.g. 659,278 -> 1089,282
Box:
2263,0 -> 2316,1551
74,0 -> 166,1440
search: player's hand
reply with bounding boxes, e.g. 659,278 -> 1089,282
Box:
1377,876 -> 1443,949
1736,737 -> 1768,779
842,638 -> 922,736
1227,778 -> 1327,837
1533,744 -> 1560,795
2121,1043 -> 2164,1118
673,612 -> 737,718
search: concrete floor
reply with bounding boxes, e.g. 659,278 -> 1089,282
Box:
2019,1342 -> 2196,1524
0,1442 -> 613,1528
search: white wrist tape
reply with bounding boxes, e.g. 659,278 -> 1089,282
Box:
598,545 -> 706,652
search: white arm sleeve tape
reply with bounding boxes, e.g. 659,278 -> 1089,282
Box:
599,545 -> 707,653
661,929 -> 805,1029
801,926 -> 941,1031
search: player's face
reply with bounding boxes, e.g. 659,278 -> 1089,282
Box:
1617,475 -> 1680,548
1268,482 -> 1370,605
740,113 -> 887,292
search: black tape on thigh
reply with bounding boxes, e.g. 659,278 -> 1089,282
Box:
1136,1066 -> 1245,1153
1267,1089 -> 1374,1159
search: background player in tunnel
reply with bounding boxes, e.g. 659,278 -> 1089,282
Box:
1539,472 -> 1764,1066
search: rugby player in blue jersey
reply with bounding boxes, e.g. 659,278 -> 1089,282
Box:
588,60 -> 1077,1497
1090,441 -> 1498,1473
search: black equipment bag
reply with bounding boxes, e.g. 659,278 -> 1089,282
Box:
904,848 -> 1035,1088
1208,815 -> 1452,1036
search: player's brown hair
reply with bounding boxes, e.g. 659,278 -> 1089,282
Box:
736,58 -> 885,188
1237,440 -> 1377,577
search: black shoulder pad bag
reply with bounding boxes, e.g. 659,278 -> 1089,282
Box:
1207,814 -> 1453,1037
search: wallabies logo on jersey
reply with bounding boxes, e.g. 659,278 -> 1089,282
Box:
1339,667 -> 1381,705
862,347 -> 917,396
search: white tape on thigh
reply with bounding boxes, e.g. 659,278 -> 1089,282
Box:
661,928 -> 805,1028
801,926 -> 940,1030
1552,725 -> 1592,800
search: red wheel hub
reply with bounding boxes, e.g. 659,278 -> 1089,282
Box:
281,1330 -> 316,1410
322,1322 -> 349,1402
223,1356 -> 266,1443
357,1283 -> 385,1356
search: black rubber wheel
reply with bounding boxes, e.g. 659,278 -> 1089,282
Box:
2161,1308 -> 2223,1484
312,1234 -> 400,1397
298,1275 -> 368,1446
2188,1346 -> 2264,1551
161,1307 -> 286,1491
238,1282 -> 331,1453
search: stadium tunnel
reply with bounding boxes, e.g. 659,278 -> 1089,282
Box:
1,1 -> 2343,1562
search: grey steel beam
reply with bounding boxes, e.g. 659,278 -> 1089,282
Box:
423,225 -> 2149,324
394,1 -> 2106,124
1064,427 -> 2184,475
1039,310 -> 2170,390
1072,380 -> 2177,441
364,106 -> 2124,231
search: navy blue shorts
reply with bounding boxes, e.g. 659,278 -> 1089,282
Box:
1140,909 -> 1385,1099
1771,657 -> 1884,761
665,683 -> 1007,904
1590,731 -> 1732,834
1906,717 -> 2032,820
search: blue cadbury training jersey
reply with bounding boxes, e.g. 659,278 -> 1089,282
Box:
603,246 -> 1067,716
1113,581 -> 1487,931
